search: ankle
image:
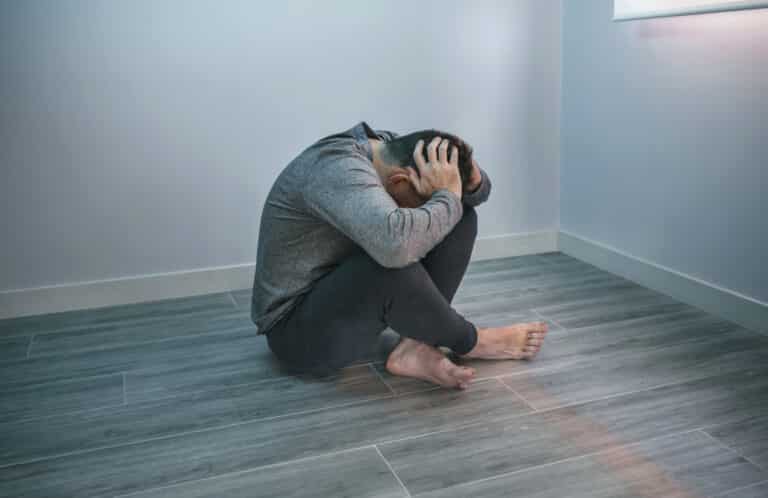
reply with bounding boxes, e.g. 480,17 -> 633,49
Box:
386,337 -> 415,367
464,327 -> 488,358
459,326 -> 485,358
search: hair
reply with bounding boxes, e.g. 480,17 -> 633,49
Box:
381,129 -> 474,188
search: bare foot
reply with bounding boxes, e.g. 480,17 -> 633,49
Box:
463,321 -> 548,360
386,338 -> 476,389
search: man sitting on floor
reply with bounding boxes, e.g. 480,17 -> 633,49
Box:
251,122 -> 548,388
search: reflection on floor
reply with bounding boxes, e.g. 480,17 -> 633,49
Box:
0,252 -> 766,497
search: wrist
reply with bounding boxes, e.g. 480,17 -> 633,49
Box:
434,187 -> 461,201
467,175 -> 482,193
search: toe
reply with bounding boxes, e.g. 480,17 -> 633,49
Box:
503,349 -> 526,360
452,365 -> 476,381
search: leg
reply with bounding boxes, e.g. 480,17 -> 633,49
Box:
265,249 -> 477,378
420,205 -> 478,305
416,205 -> 551,361
381,205 -> 479,387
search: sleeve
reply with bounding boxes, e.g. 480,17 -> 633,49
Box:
303,156 -> 464,268
462,166 -> 492,207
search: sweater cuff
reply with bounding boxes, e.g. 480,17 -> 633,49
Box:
462,167 -> 491,207
432,188 -> 464,225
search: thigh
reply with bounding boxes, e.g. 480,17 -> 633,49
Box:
266,251 -> 392,373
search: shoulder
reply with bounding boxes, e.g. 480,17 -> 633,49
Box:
304,149 -> 379,192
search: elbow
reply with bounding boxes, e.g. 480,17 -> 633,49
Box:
371,239 -> 416,269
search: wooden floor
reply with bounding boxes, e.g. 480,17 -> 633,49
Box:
0,252 -> 766,498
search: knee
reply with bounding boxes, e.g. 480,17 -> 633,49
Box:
454,205 -> 478,241
349,250 -> 427,290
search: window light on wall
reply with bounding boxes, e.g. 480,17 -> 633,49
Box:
614,0 -> 768,21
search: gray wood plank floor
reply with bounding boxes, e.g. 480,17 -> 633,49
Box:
0,252 -> 765,497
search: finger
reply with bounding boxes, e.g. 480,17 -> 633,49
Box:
449,145 -> 459,167
438,138 -> 450,164
427,136 -> 441,165
406,167 -> 419,188
412,140 -> 426,170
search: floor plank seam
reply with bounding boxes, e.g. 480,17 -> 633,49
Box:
8,365 -> 516,429
717,479 -> 768,497
0,369 -> 124,391
1,379 -> 491,468
370,413 -> 521,450
496,377 -> 539,412
697,428 -> 766,471
0,392 -> 398,470
403,426 -> 710,497
452,278 -> 627,304
6,306 -> 248,341
391,385 -> 444,398
227,292 -> 239,309
369,364 -> 397,396
2,352 -> 753,469
530,308 -> 568,331
7,255 -> 767,496
110,444 -> 381,498
495,368 -> 751,415
0,401 -> 128,429
25,335 -> 35,358
374,444 -> 413,498
123,360 -> 393,405
222,366 -> 751,464
26,325 -> 256,360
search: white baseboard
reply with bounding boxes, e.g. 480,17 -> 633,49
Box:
471,230 -> 559,262
0,264 -> 256,320
0,230 -> 559,319
559,230 -> 768,336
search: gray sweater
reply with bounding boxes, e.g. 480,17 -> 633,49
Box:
251,122 -> 492,334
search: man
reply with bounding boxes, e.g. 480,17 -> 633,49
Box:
251,122 -> 547,389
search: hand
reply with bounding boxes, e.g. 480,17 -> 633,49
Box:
407,137 -> 462,199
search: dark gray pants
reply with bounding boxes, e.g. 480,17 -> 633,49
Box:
266,206 -> 479,375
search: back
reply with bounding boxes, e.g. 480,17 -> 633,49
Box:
250,122 -> 396,333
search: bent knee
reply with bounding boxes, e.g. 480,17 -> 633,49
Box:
455,205 -> 478,239
346,250 -> 427,287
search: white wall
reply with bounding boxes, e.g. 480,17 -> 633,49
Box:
561,0 -> 768,303
0,0 -> 561,295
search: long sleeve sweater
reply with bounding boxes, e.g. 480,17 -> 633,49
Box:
250,122 -> 491,334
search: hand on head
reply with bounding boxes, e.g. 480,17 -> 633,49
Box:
406,136 -> 463,199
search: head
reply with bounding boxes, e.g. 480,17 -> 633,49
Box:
375,129 -> 474,208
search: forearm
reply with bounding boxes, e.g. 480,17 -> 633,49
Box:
305,163 -> 464,269
374,189 -> 463,267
